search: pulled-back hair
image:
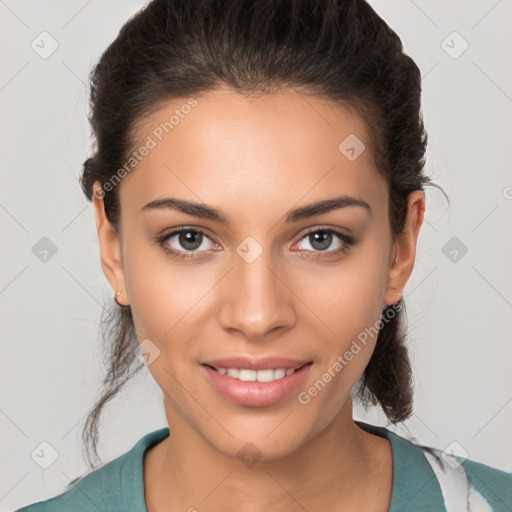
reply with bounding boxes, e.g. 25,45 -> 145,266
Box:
79,0 -> 447,470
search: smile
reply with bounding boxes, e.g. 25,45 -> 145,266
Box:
205,365 -> 307,382
200,362 -> 313,407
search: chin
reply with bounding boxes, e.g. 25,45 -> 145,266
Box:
197,410 -> 320,464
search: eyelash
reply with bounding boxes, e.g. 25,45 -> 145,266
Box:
155,226 -> 355,261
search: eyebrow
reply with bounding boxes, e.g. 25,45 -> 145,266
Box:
140,195 -> 372,224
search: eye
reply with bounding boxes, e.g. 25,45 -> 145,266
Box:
293,228 -> 355,259
155,226 -> 355,261
156,228 -> 218,260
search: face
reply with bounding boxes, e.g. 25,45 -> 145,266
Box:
93,86 -> 424,461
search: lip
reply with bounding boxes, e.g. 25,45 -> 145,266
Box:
200,360 -> 313,407
200,356 -> 312,371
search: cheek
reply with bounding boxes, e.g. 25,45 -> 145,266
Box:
292,243 -> 390,408
121,254 -> 224,427
127,265 -> 211,342
124,257 -> 216,403
295,242 -> 389,341
297,261 -> 387,416
122,238 -> 220,361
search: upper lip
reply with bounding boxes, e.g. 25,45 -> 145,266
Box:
200,356 -> 312,371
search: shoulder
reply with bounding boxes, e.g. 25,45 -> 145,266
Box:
457,455 -> 512,511
12,457 -> 119,512
13,427 -> 169,512
356,420 -> 512,511
417,443 -> 512,512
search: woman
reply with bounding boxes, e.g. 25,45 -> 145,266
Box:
15,0 -> 512,511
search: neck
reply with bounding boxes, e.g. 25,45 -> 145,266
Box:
143,399 -> 392,512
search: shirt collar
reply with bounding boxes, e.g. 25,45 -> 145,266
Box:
355,420 -> 445,511
119,422 -> 445,512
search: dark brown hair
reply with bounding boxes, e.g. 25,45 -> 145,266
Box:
78,0 -> 447,471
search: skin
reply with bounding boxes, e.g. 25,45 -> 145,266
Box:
92,86 -> 425,511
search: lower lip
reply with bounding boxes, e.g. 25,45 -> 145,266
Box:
200,363 -> 313,407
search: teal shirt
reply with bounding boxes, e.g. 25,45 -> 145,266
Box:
13,421 -> 512,511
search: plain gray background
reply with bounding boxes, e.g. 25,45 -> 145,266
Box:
1,1 -> 511,510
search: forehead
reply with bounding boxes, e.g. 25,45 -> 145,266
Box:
119,87 -> 387,221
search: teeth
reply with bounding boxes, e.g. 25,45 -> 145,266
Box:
273,369 -> 286,379
216,367 -> 297,382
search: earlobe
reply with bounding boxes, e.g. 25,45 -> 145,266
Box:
383,190 -> 425,307
92,181 -> 129,306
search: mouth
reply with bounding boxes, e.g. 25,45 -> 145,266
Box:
202,362 -> 311,383
200,361 -> 313,407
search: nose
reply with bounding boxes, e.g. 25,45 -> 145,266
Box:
217,248 -> 297,341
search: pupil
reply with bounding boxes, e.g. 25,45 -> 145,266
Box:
180,231 -> 202,250
311,231 -> 331,251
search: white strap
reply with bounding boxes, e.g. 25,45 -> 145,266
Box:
421,447 -> 471,512
467,483 -> 493,512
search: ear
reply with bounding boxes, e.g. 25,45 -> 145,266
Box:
92,181 -> 129,306
383,190 -> 425,306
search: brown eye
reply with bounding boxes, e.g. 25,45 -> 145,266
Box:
176,230 -> 203,251
295,228 -> 354,255
157,228 -> 218,260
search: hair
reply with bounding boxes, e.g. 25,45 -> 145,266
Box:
78,0 -> 448,471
